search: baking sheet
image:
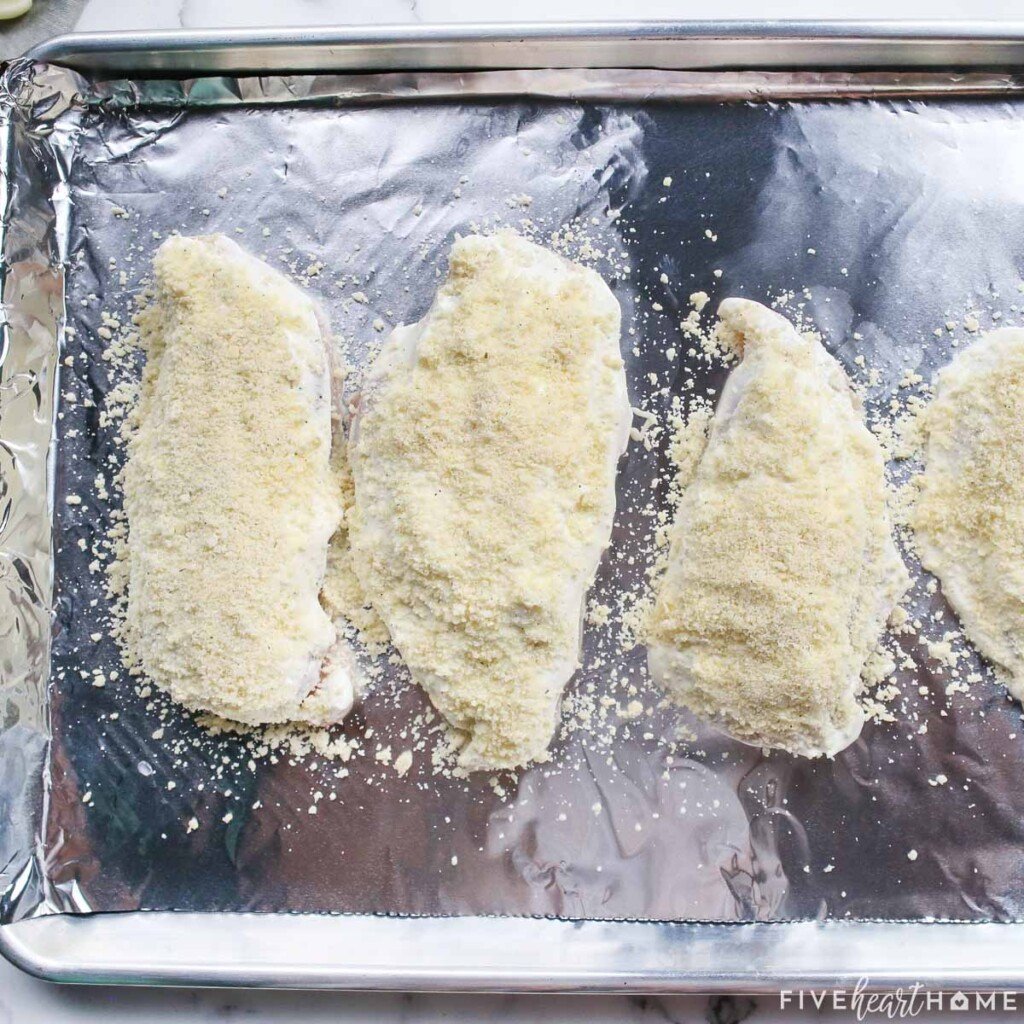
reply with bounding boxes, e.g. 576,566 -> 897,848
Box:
5,57 -> 1024,929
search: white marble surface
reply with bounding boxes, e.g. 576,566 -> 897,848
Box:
67,0 -> 1024,31
68,0 -> 1024,32
0,967 -> 742,1024
4,0 -> 1024,1020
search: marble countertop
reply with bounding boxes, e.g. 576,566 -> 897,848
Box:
1,963 -> 751,1024
3,0 -> 1024,41
4,1 -> 1024,1021
63,0 -> 1024,31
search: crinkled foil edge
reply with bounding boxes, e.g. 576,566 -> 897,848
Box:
0,59 -> 88,923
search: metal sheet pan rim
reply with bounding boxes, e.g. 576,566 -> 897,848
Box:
23,21 -> 1024,73
6,912 -> 1024,992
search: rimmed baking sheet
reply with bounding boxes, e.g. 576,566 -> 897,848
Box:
5,25 -> 1024,989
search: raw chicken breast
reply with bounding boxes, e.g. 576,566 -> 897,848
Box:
913,328 -> 1024,699
648,299 -> 908,757
119,234 -> 356,726
348,231 -> 630,771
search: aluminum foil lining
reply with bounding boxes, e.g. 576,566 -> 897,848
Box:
4,59 -> 1024,927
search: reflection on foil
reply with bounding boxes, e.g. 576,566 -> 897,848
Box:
4,59 -> 1024,927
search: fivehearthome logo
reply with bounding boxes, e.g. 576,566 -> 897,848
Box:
780,978 -> 1021,1017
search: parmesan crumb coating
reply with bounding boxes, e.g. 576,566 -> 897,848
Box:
118,234 -> 348,725
648,299 -> 908,758
348,231 -> 630,771
913,328 -> 1024,699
